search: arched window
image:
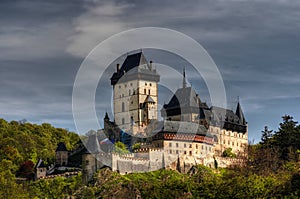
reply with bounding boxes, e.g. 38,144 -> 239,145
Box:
122,102 -> 125,112
144,89 -> 146,94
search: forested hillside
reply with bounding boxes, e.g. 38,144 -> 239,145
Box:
0,118 -> 80,197
0,116 -> 299,198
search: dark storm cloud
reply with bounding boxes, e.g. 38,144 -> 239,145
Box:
1,0 -> 299,141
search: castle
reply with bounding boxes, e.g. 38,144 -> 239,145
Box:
81,51 -> 248,182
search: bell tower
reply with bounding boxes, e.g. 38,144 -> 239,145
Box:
110,52 -> 160,133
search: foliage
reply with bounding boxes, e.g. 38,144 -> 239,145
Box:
0,118 -> 80,174
222,148 -> 237,158
131,142 -> 141,151
113,141 -> 130,154
28,173 -> 83,198
0,159 -> 29,198
1,116 -> 300,198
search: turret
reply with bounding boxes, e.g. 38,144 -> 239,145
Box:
235,102 -> 246,125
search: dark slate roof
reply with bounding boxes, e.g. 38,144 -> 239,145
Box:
164,87 -> 202,109
35,158 -> 46,168
56,142 -> 68,152
83,133 -> 101,154
110,52 -> 159,85
210,106 -> 240,123
120,52 -> 147,72
235,102 -> 246,125
104,112 -> 109,120
162,121 -> 208,135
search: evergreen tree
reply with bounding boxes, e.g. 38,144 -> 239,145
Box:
260,126 -> 273,147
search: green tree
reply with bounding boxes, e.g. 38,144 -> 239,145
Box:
260,126 -> 273,147
113,141 -> 129,154
222,148 -> 237,158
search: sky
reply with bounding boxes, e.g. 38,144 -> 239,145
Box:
1,0 -> 300,142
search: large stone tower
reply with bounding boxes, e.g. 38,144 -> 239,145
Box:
110,52 -> 160,134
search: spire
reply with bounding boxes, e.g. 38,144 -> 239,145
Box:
235,101 -> 246,125
104,112 -> 109,120
183,67 -> 187,88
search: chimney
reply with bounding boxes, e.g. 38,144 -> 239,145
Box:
116,63 -> 120,72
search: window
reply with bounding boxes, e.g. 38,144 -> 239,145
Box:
189,144 -> 192,148
144,89 -> 146,94
145,82 -> 147,86
130,83 -> 133,86
129,90 -> 131,95
122,102 -> 125,112
196,144 -> 198,149
184,144 -> 186,148
189,151 -> 192,156
125,84 -> 127,88
122,118 -> 125,125
202,145 -> 204,150
176,150 -> 178,154
184,151 -> 187,154
176,143 -> 179,147
150,83 -> 152,86
148,90 -> 150,95
119,85 -> 121,89
169,150 -> 172,154
169,143 -> 172,147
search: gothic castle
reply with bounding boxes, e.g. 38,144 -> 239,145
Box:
80,51 -> 248,182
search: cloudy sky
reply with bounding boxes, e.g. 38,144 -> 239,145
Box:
1,0 -> 300,142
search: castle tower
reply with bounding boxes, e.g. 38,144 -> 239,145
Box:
110,52 -> 160,133
34,158 -> 47,180
55,142 -> 68,166
82,133 -> 102,183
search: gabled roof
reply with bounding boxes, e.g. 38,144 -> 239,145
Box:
211,106 -> 240,123
35,158 -> 46,169
56,142 -> 67,152
110,52 -> 159,85
119,52 -> 148,73
163,87 -> 205,109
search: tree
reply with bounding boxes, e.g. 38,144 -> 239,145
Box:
273,115 -> 300,161
222,148 -> 236,158
131,143 -> 141,152
113,142 -> 129,154
260,126 -> 273,147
